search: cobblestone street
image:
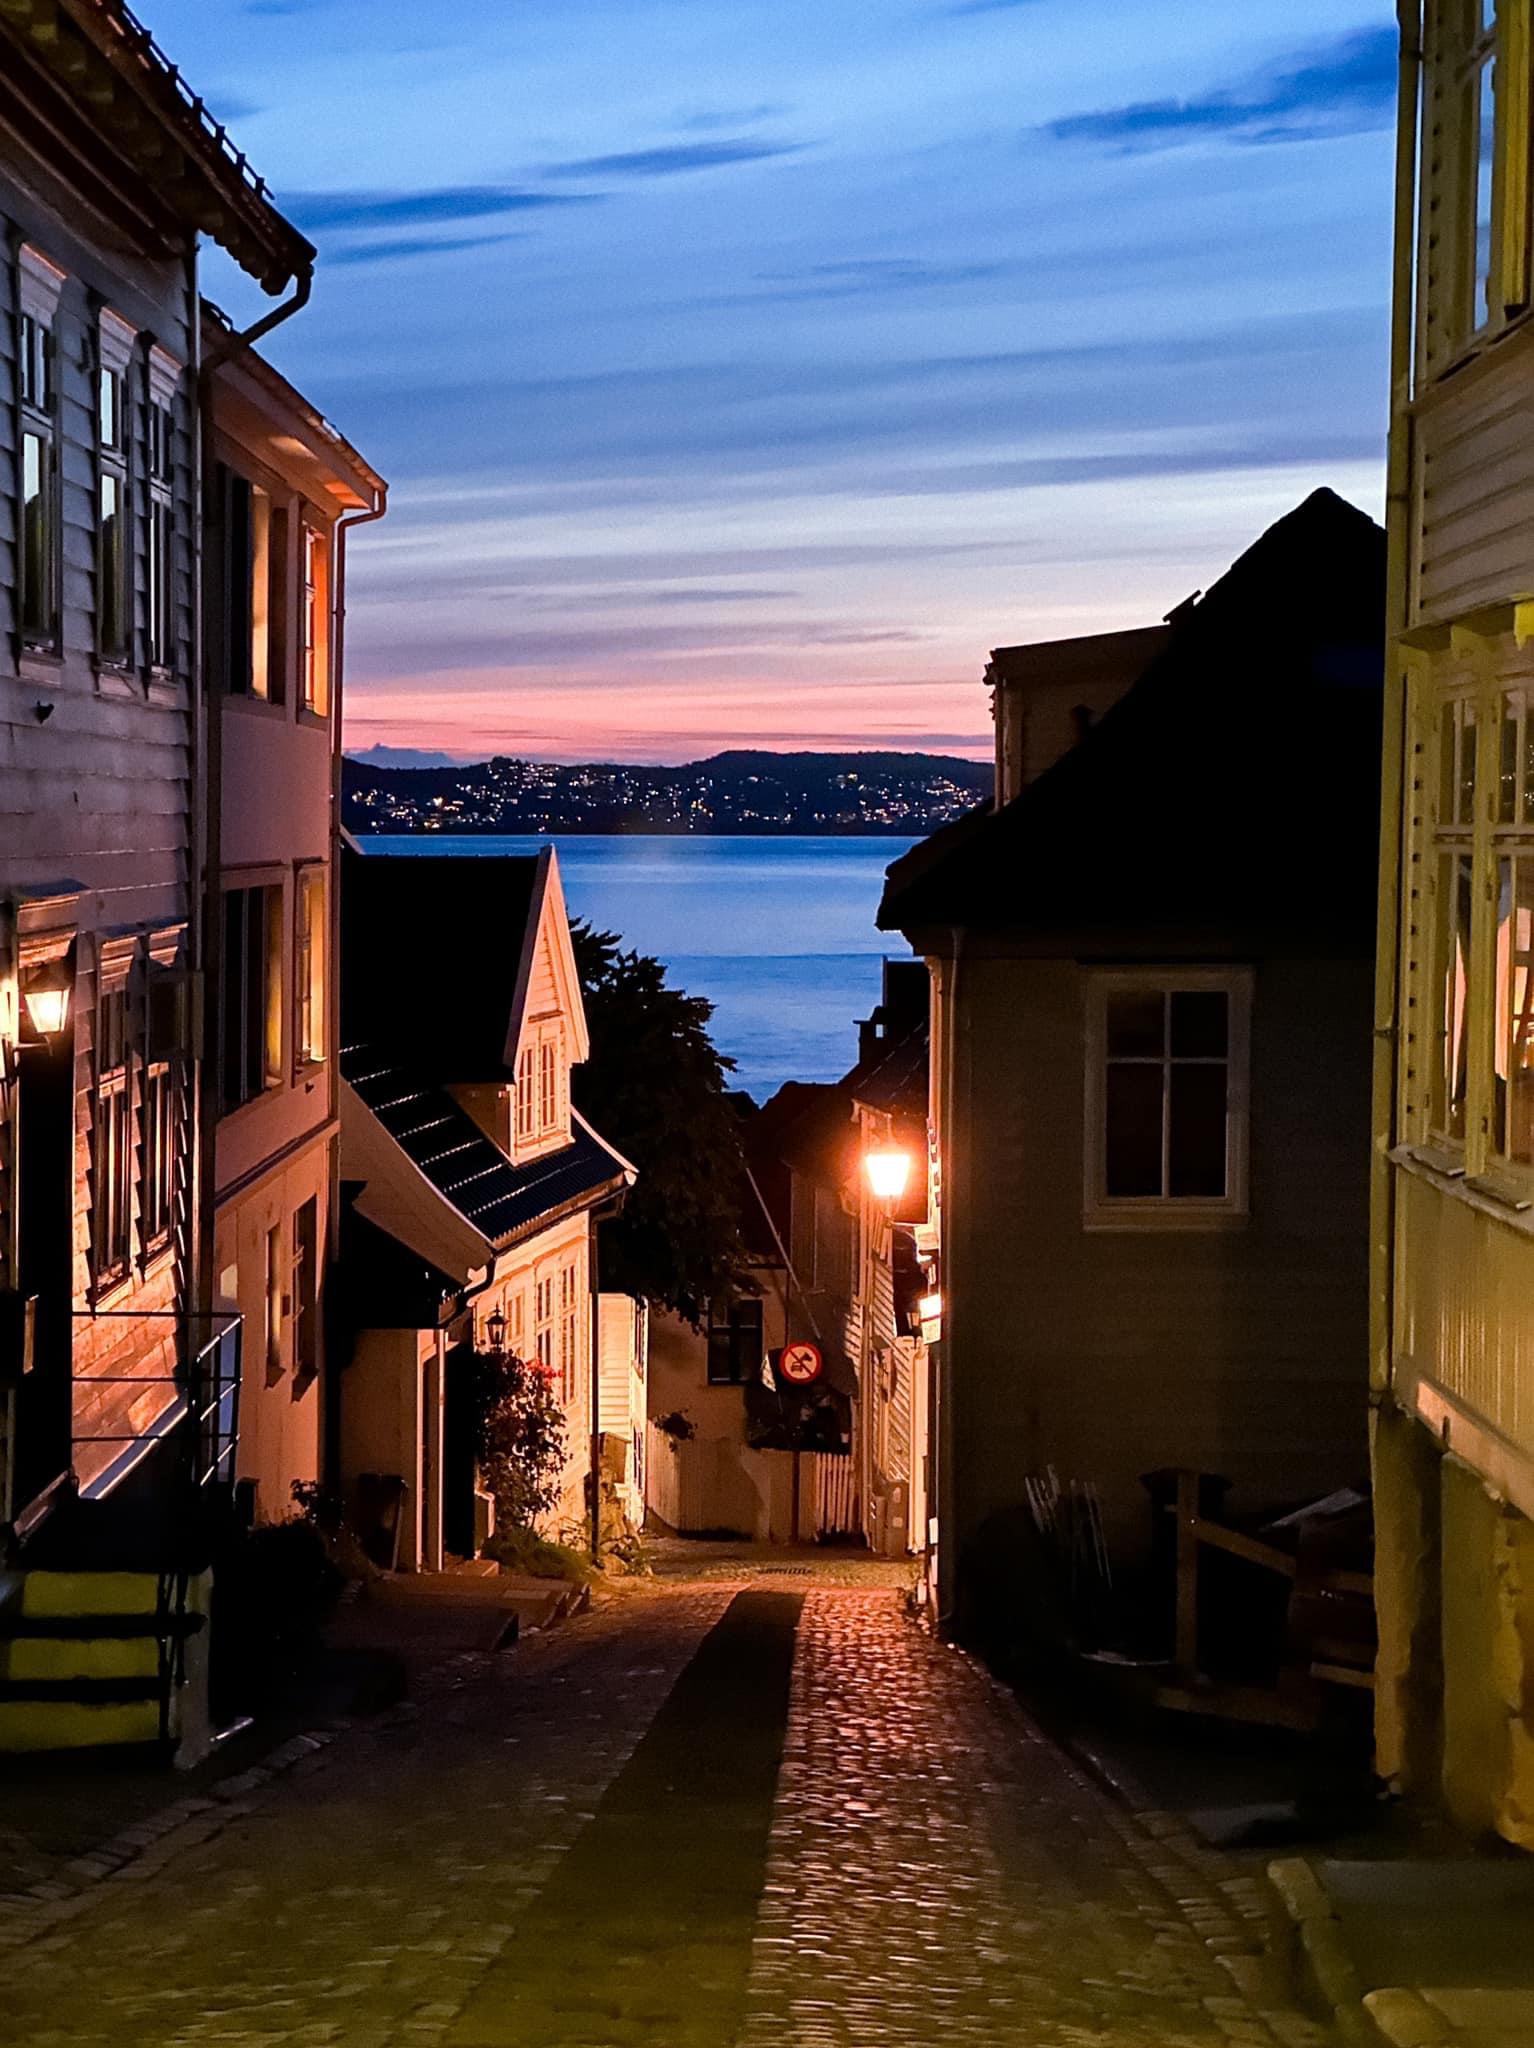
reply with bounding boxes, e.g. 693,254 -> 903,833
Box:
0,1581 -> 1334,2047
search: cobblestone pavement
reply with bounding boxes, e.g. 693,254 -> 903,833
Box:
1,1584 -> 1333,2048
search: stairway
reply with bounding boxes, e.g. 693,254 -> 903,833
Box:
0,1565 -> 212,1756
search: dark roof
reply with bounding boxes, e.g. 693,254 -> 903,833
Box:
2,1 -> 313,291
880,489 -> 1386,942
343,1042 -> 628,1251
342,846 -> 542,1081
850,1027 -> 927,1117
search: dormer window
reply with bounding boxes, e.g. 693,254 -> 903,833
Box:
516,1022 -> 567,1145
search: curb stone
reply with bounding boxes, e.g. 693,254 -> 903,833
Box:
1269,1855 -> 1382,2048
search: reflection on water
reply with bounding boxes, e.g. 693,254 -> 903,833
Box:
366,834 -> 919,1098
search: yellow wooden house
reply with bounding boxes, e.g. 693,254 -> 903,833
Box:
1376,0 -> 1534,1846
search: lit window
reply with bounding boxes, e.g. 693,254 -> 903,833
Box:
94,985 -> 133,1285
295,867 -> 327,1069
141,1062 -> 174,1253
147,400 -> 174,672
1085,974 -> 1250,1225
265,1222 -> 285,1382
301,525 -> 329,715
293,1198 -> 319,1390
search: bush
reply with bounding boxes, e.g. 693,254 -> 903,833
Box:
472,1348 -> 568,1531
483,1525 -> 593,1583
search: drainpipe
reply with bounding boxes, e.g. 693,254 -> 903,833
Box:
1370,1 -> 1423,1415
193,267 -> 313,1488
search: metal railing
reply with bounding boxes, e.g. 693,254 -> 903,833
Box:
70,1309 -> 243,1498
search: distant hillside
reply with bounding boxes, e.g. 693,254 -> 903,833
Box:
342,749 -> 992,838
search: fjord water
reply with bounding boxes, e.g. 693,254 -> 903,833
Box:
366,834 -> 918,1098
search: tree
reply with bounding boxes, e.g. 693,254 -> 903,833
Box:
570,921 -> 748,1324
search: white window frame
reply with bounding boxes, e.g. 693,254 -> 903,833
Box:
1083,967 -> 1252,1232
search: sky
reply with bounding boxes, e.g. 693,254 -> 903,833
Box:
156,0 -> 1398,765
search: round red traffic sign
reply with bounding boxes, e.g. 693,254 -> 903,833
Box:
778,1341 -> 823,1386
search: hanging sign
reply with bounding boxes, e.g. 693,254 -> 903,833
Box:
776,1341 -> 823,1387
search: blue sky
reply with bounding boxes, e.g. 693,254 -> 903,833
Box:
159,0 -> 1397,761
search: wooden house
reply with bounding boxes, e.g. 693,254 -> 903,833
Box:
337,846 -> 637,1568
880,490 -> 1385,1643
0,1 -> 312,1753
1374,1 -> 1534,1847
204,309 -> 385,1526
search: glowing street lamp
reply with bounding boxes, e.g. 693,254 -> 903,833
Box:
484,1305 -> 508,1356
20,959 -> 71,1043
863,1148 -> 913,1204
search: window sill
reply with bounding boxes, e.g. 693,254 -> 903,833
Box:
19,645 -> 63,675
90,1270 -> 135,1312
95,662 -> 139,699
139,1241 -> 175,1283
224,693 -> 290,719
296,706 -> 329,731
1083,1203 -> 1249,1234
1390,1144 -> 1534,1236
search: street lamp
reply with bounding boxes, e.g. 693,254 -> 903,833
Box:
863,1148 -> 912,1204
485,1305 -> 507,1355
20,959 -> 71,1043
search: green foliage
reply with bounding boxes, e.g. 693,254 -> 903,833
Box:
570,920 -> 748,1324
472,1348 -> 568,1529
483,1524 -> 593,1583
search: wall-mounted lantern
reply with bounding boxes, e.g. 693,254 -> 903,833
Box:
20,958 -> 72,1044
485,1304 -> 508,1355
863,1148 -> 913,1204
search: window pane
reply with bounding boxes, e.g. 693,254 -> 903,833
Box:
1500,858 -> 1534,1164
1169,1065 -> 1228,1197
1502,695 -> 1520,823
1436,852 -> 1474,1139
1475,57 -> 1497,332
1106,991 -> 1163,1059
1458,702 -> 1478,826
1170,990 -> 1228,1058
21,430 -> 53,640
1105,1064 -> 1163,1197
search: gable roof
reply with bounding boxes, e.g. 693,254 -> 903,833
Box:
879,489 -> 1386,943
342,845 -> 544,1080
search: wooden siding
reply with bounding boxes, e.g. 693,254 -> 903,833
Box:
1411,354 -> 1534,625
1396,1169 -> 1534,1466
944,952 -> 1373,1569
0,153 -> 200,1496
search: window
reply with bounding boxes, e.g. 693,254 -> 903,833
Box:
559,1262 -> 580,1403
1469,15 -> 1498,334
534,1275 -> 555,1379
292,1198 -> 319,1391
265,1222 -> 285,1382
301,524 -> 329,715
1492,683 -> 1534,1167
147,399 -> 174,672
294,866 -> 327,1070
540,1039 -> 558,1129
140,1061 -> 174,1253
707,1297 -> 764,1386
97,379 -> 130,665
517,1027 -> 566,1144
214,472 -> 287,700
19,313 -> 58,649
1432,694 -> 1478,1142
93,985 -> 133,1285
221,884 -> 283,1111
1086,973 -> 1250,1225
516,1047 -> 536,1141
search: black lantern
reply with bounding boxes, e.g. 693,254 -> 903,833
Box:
19,957 -> 72,1044
485,1305 -> 508,1355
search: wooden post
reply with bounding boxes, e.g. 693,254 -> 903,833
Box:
1175,1467 -> 1200,1676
